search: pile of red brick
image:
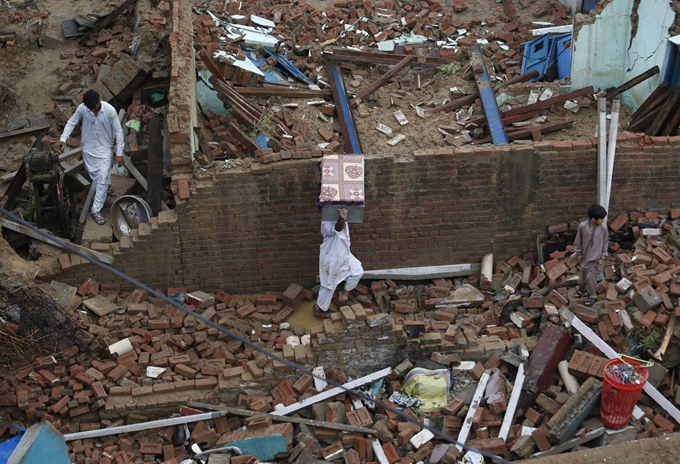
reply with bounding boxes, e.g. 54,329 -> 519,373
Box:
2,205 -> 679,461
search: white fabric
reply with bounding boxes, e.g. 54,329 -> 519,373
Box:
316,273 -> 362,312
317,221 -> 363,311
60,101 -> 124,213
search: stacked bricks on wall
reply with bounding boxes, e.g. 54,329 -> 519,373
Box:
45,137 -> 680,293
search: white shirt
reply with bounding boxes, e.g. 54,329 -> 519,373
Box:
319,221 -> 363,290
60,101 -> 124,159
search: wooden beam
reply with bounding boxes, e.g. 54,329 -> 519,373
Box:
0,123 -> 50,140
360,263 -> 480,280
456,369 -> 491,451
427,70 -> 538,114
499,364 -> 525,441
235,87 -> 333,98
186,403 -> 376,435
326,49 -> 456,68
0,217 -> 113,264
470,86 -> 594,127
350,55 -> 415,108
471,120 -> 573,144
531,427 -> 605,457
647,85 -> 680,136
64,410 -> 227,441
271,367 -> 392,416
604,65 -> 660,101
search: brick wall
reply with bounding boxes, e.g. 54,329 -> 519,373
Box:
45,134 -> 680,293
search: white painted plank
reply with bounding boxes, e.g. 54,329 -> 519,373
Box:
371,438 -> 390,464
499,363 -> 525,441
272,368 -> 392,416
456,370 -> 491,451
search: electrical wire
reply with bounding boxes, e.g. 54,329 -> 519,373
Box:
0,205 -> 512,464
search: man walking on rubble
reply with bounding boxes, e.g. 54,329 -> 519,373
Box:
55,89 -> 124,226
313,208 -> 364,318
573,204 -> 609,307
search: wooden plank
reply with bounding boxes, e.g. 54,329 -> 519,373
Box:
372,439 -> 390,464
530,427 -> 604,457
360,263 -> 480,280
427,70 -> 538,114
64,410 -> 228,441
470,86 -> 594,127
647,84 -> 680,136
559,307 -> 680,424
628,82 -> 668,123
327,49 -> 456,68
146,118 -> 163,216
235,87 -> 333,98
471,120 -> 573,144
604,65 -> 660,100
186,402 -> 376,435
0,123 -> 50,140
78,183 -> 96,224
456,369 -> 491,452
271,367 -> 392,416
350,55 -> 415,108
0,217 -> 113,264
499,364 -> 525,441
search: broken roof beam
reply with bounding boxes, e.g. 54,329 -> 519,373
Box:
0,123 -> 50,140
271,367 -> 391,416
471,86 -> 594,127
559,307 -> 680,424
235,87 -> 333,98
604,65 -> 660,101
469,46 -> 507,144
427,70 -> 538,114
350,55 -> 415,108
326,49 -> 454,68
472,120 -> 573,144
326,60 -> 362,154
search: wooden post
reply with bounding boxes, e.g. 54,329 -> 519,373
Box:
146,117 -> 163,216
597,97 -> 607,207
350,55 -> 415,108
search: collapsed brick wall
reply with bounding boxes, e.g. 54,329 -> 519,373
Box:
44,135 -> 680,292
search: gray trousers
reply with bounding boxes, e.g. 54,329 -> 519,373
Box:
579,265 -> 599,295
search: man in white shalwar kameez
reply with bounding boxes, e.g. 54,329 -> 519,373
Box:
55,90 -> 124,225
314,208 -> 364,318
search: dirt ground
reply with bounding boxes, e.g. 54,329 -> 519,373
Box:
1,0 -> 636,178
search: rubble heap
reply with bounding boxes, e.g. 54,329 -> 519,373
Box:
0,205 -> 677,462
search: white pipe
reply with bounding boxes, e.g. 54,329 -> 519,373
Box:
557,360 -> 580,395
480,253 -> 493,290
597,98 -> 608,206
604,99 -> 620,214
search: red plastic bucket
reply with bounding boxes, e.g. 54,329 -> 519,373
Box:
600,358 -> 648,428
